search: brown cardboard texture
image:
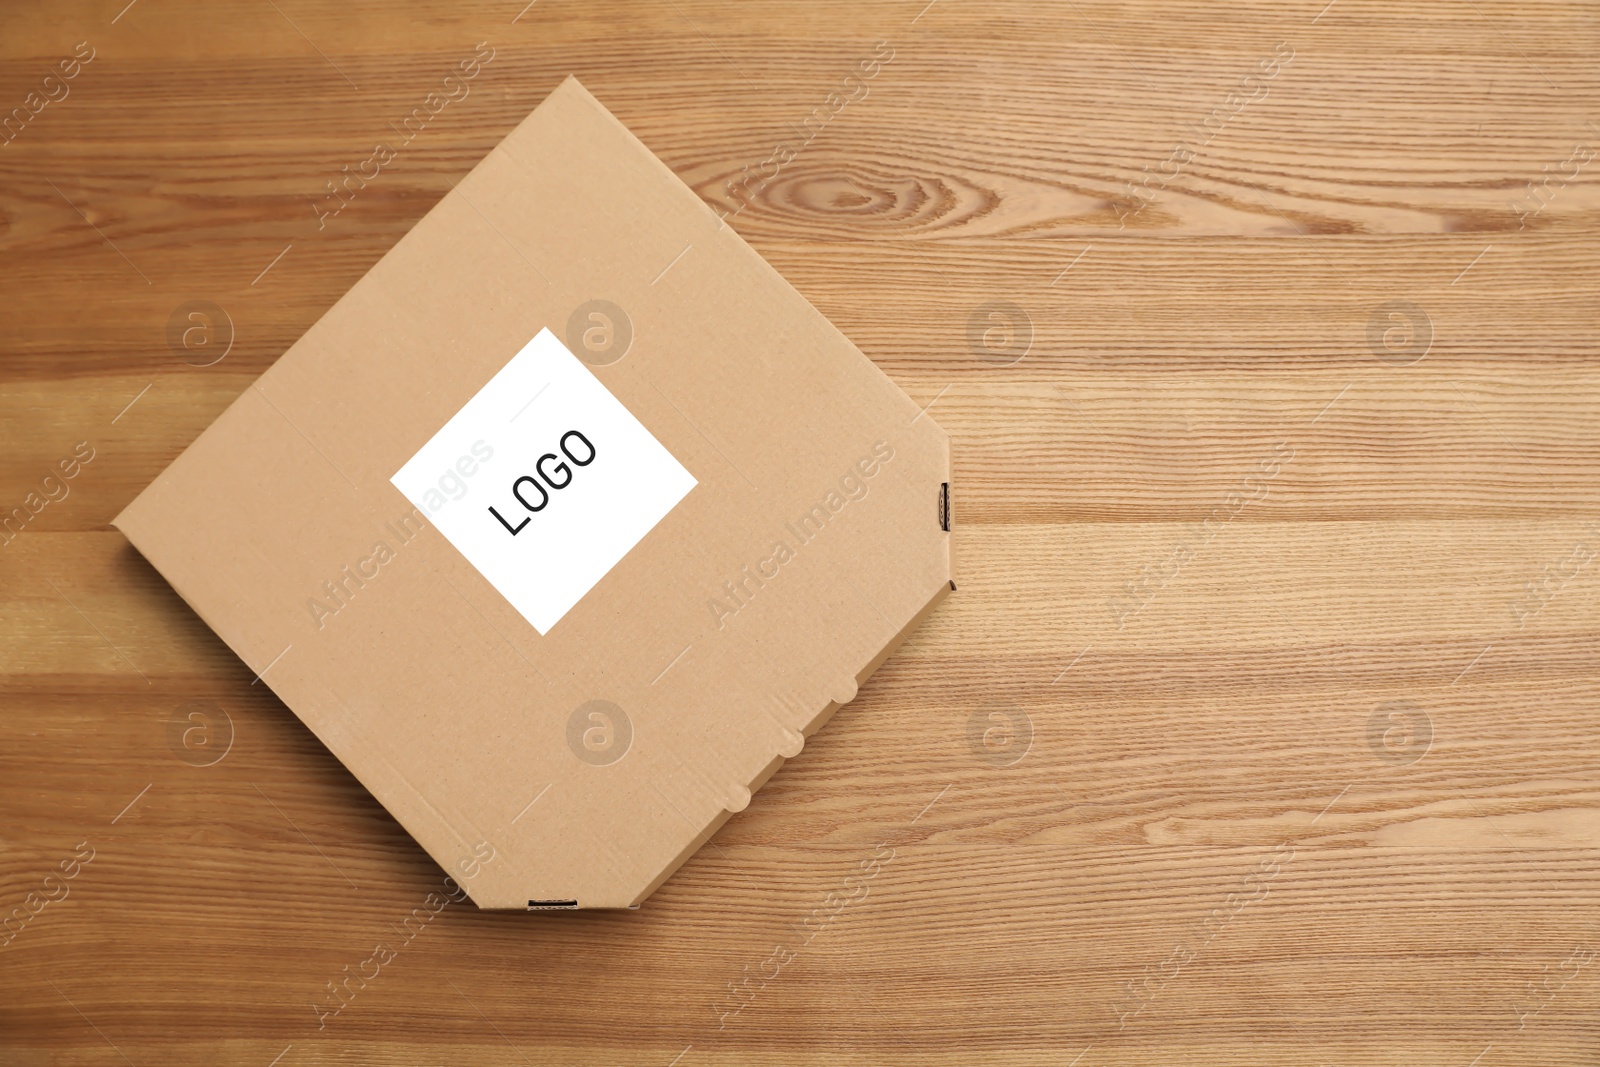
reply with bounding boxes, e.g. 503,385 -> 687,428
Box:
113,77 -> 952,910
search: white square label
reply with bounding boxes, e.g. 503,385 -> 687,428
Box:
392,327 -> 696,634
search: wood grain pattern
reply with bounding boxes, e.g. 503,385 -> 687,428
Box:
4,1 -> 1599,1064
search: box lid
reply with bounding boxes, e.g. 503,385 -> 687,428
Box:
114,77 -> 952,909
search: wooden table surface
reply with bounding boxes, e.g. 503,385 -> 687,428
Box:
5,1 -> 1599,1064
